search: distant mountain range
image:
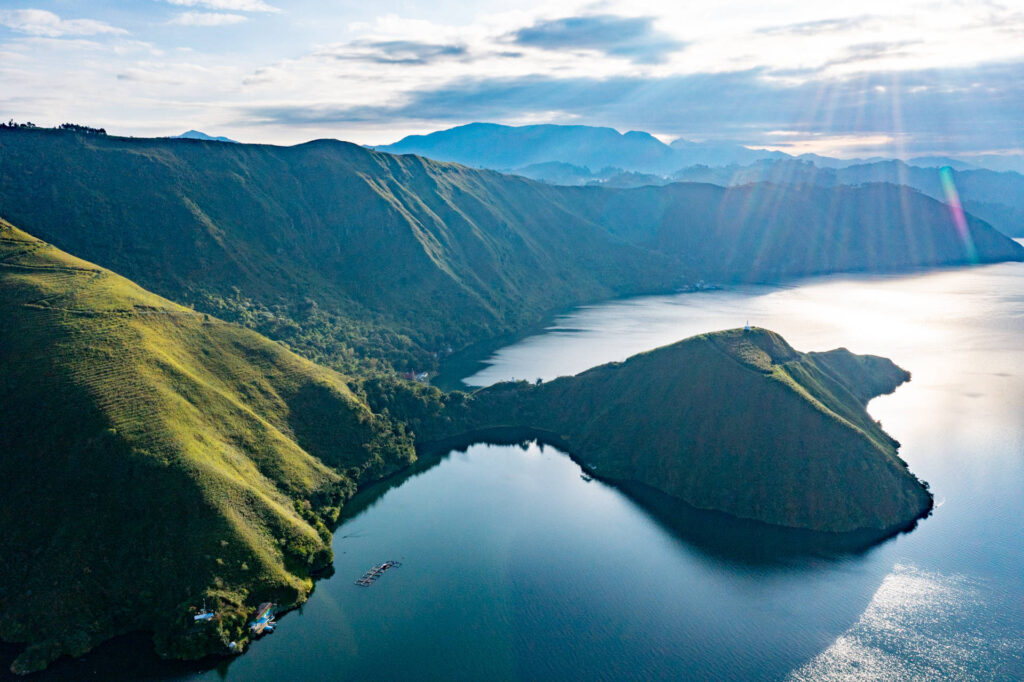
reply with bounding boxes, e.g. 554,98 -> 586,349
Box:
171,129 -> 238,143
376,122 -> 787,173
377,122 -> 1024,174
377,123 -> 1024,237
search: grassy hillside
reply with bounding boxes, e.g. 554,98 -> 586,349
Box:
431,329 -> 932,534
1,128 -> 1020,380
0,221 -> 415,674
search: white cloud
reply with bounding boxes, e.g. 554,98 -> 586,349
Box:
169,12 -> 249,26
161,0 -> 281,13
0,9 -> 127,37
2,1 -> 1023,153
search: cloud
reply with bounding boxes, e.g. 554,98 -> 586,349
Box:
4,0 -> 1023,158
757,15 -> 876,36
160,0 -> 280,12
772,40 -> 924,76
508,14 -> 686,64
0,9 -> 127,37
169,11 -> 248,26
830,40 -> 920,65
322,40 -> 467,65
238,61 -> 1024,156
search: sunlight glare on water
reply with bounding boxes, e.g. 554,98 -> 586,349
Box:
789,563 -> 1021,680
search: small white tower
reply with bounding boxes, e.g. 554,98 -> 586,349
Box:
744,320 -> 750,332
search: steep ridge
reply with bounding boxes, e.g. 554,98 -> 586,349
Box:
0,221 -> 414,674
0,128 -> 1020,380
429,329 -> 932,534
0,127 -> 677,373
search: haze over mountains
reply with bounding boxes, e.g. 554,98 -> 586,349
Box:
171,130 -> 238,144
672,160 -> 1024,238
379,123 -> 1024,237
377,122 -> 787,174
379,122 -> 1024,175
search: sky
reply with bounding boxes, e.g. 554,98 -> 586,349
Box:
1,0 -> 1023,158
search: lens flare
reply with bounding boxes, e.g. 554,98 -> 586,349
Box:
938,166 -> 978,263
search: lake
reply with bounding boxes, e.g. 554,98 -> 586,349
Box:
25,259 -> 1024,680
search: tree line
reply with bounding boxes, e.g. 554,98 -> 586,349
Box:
1,120 -> 106,135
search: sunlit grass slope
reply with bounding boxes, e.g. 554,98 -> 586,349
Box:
0,221 -> 414,674
446,328 -> 932,534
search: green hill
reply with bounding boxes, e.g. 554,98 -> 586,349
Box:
430,329 -> 932,534
1,127 -> 1020,378
0,221 -> 414,674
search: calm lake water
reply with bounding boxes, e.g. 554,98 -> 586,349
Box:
21,259 -> 1024,680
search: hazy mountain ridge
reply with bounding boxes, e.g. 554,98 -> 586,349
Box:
380,123 -> 1024,237
562,181 -> 1024,279
171,130 -> 238,143
671,159 -> 1024,237
377,122 -> 785,173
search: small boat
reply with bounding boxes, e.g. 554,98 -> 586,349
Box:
580,473 -> 593,482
